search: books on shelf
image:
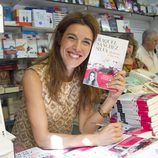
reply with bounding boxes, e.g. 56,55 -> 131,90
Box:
100,15 -> 111,32
0,71 -> 11,86
83,34 -> 128,91
32,9 -> 47,27
102,0 -> 117,10
14,9 -> 32,26
3,6 -> 12,21
46,12 -> 54,28
116,0 -> 126,11
2,39 -> 16,59
1,33 -> 13,40
37,39 -> 49,56
108,16 -> 118,32
27,39 -> 38,58
53,12 -> 66,28
116,19 -> 131,33
4,86 -> 19,93
16,39 -> 28,58
22,30 -> 39,40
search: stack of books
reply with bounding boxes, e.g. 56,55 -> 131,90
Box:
114,93 -> 158,137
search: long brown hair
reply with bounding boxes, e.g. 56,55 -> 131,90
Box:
35,12 -> 101,109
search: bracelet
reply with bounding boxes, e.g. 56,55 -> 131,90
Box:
98,106 -> 109,118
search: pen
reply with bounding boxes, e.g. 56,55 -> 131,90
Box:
95,123 -> 107,127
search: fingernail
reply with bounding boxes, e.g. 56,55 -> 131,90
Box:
106,83 -> 108,87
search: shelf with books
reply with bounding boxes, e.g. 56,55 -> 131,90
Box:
0,90 -> 22,99
4,23 -> 54,33
22,26 -> 54,33
0,0 -> 19,6
8,0 -> 86,12
87,6 -> 154,22
1,0 -> 155,22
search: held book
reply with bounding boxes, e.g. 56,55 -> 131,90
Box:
83,34 -> 128,91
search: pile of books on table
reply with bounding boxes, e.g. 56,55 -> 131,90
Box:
114,93 -> 158,137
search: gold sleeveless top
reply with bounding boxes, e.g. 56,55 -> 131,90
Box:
12,64 -> 81,149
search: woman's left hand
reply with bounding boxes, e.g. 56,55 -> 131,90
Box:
107,71 -> 126,100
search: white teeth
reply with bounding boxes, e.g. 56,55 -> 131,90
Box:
69,52 -> 80,58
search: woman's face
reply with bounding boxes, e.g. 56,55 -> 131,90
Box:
89,72 -> 95,81
60,24 -> 93,74
126,44 -> 134,57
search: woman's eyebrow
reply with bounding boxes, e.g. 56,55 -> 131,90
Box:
84,38 -> 93,42
67,33 -> 93,42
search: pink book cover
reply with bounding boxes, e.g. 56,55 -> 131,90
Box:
83,34 -> 128,91
124,127 -> 151,135
136,93 -> 158,106
109,136 -> 156,158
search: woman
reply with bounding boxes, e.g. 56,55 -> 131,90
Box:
120,34 -> 138,73
83,70 -> 98,87
12,12 -> 126,151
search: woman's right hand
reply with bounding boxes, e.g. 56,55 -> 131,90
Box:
96,122 -> 123,146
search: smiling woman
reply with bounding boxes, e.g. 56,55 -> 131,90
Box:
12,12 -> 126,151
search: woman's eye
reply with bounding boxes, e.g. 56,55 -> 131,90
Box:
67,36 -> 75,40
83,41 -> 91,46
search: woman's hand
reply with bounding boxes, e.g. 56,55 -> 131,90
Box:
96,122 -> 123,146
107,71 -> 126,100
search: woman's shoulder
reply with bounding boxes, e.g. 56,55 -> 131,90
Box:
28,62 -> 47,73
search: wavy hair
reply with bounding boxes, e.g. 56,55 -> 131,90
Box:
34,12 -> 101,109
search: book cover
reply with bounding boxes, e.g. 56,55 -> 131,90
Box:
116,0 -> 126,11
83,34 -> 128,91
45,12 -> 54,28
108,16 -> 118,32
123,0 -> 133,12
102,0 -> 113,9
22,30 -> 39,40
3,6 -> 12,21
32,9 -> 47,27
100,15 -> 111,32
16,38 -> 28,58
27,39 -> 38,58
1,33 -> 13,40
116,20 -> 131,33
109,135 -> 157,158
2,39 -> 17,59
37,39 -> 48,56
14,9 -> 32,26
109,0 -> 117,10
137,93 -> 158,106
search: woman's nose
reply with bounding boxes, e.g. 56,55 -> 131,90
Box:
73,41 -> 82,51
